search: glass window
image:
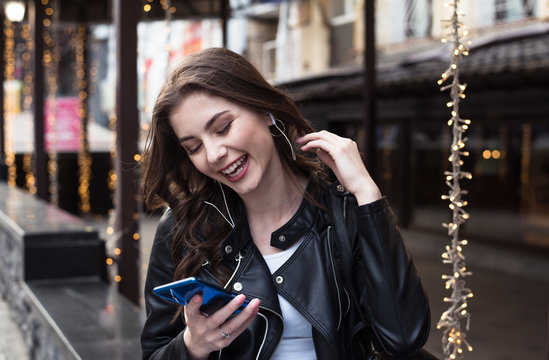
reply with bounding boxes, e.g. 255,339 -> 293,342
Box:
376,0 -> 432,45
410,120 -> 549,251
404,0 -> 432,39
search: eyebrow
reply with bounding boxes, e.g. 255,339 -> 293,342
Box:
178,110 -> 230,143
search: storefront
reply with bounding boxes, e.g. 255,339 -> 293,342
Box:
285,29 -> 549,253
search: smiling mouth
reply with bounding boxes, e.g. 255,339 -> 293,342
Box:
221,155 -> 248,178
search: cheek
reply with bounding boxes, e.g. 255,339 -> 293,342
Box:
239,126 -> 273,150
187,154 -> 211,177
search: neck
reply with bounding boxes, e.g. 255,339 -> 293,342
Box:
242,170 -> 307,221
241,170 -> 308,253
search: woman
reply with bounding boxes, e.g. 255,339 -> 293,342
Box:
141,47 -> 430,360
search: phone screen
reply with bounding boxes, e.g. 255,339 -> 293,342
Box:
153,277 -> 249,316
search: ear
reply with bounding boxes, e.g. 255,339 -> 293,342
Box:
266,112 -> 276,126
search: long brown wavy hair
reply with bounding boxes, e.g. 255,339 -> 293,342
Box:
141,47 -> 329,291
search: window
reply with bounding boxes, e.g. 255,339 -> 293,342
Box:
480,0 -> 538,26
404,0 -> 432,39
376,0 -> 433,45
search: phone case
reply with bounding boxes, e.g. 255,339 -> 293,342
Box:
153,277 -> 249,316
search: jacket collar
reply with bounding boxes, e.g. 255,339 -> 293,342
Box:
220,181 -> 320,263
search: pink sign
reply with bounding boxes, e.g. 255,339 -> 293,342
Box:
45,97 -> 81,152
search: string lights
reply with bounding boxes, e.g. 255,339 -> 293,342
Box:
3,19 -> 17,187
106,110 -> 120,284
74,23 -> 92,214
21,23 -> 37,194
105,17 -> 122,283
436,1 -> 473,359
43,0 -> 60,205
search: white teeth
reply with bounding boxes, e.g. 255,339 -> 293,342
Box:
221,156 -> 247,176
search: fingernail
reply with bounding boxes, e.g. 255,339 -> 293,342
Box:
296,136 -> 303,142
236,294 -> 246,303
250,299 -> 260,308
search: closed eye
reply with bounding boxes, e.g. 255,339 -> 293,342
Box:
185,118 -> 234,155
216,120 -> 233,135
186,143 -> 202,155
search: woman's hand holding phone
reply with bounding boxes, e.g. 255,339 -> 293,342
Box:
183,293 -> 261,360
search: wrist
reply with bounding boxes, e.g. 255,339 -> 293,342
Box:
344,176 -> 381,206
184,329 -> 210,360
353,187 -> 382,206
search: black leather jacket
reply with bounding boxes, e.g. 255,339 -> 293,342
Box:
141,182 -> 430,360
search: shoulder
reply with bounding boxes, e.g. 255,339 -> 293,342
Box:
159,207 -> 175,227
152,207 -> 177,247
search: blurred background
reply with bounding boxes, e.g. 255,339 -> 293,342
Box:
0,0 -> 548,359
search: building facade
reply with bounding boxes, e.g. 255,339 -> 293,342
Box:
236,0 -> 549,253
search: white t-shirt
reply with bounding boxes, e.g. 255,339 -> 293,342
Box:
263,239 -> 316,360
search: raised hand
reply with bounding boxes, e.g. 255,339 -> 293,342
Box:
183,294 -> 261,360
297,130 -> 381,205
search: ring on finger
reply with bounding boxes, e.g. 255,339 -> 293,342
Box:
219,326 -> 231,339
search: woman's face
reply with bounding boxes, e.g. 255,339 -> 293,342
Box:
169,92 -> 283,197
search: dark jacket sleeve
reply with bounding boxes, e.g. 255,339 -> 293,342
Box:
141,209 -> 190,360
351,197 -> 430,356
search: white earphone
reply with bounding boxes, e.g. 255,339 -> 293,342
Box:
266,112 -> 296,161
268,112 -> 276,125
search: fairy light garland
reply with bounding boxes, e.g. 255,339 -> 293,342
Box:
43,0 -> 60,205
106,20 -> 122,285
436,1 -> 473,359
74,23 -> 92,214
3,19 -> 16,187
106,110 -> 120,283
21,23 -> 37,194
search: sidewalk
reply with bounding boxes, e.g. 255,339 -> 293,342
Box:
1,214 -> 548,360
402,228 -> 549,360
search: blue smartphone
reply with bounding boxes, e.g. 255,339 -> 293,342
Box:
153,277 -> 249,316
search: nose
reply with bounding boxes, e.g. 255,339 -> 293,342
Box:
204,140 -> 227,164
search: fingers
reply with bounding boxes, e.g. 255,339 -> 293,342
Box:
297,131 -> 360,167
184,293 -> 204,324
297,130 -> 382,205
297,130 -> 353,154
315,148 -> 336,170
217,298 -> 261,339
209,294 -> 248,325
208,297 -> 260,349
183,294 -> 261,358
296,130 -> 362,175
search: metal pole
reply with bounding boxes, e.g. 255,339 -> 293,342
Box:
363,0 -> 376,180
30,0 -> 48,200
221,0 -> 229,47
114,0 -> 140,305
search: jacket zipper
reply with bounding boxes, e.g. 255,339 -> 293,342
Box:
327,225 -> 343,332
